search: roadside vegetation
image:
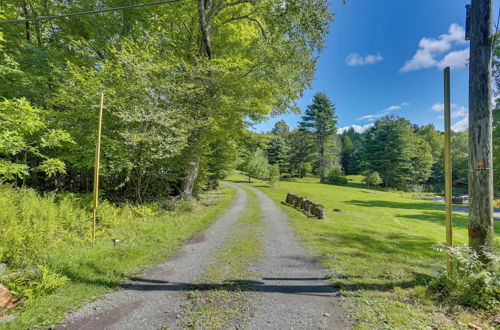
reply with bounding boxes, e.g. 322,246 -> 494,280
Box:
228,172 -> 499,329
177,187 -> 264,329
0,185 -> 235,329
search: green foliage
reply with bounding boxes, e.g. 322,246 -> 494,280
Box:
229,172 -> 500,328
0,0 -> 333,200
241,149 -> 269,181
0,184 -> 157,268
0,98 -> 71,181
0,184 -> 234,329
493,109 -> 499,192
271,120 -> 290,138
299,92 -> 338,183
362,116 -> 433,190
324,166 -> 348,185
288,128 -> 315,177
363,171 -> 382,186
428,244 -> 499,310
267,136 -> 289,173
3,266 -> 68,300
268,164 -> 280,187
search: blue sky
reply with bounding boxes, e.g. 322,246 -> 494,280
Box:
253,0 -> 499,134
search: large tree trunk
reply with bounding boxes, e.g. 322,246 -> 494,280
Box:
180,157 -> 200,199
179,0 -> 213,199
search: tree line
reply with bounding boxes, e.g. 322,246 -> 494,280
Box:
0,0 -> 332,202
242,92 -> 492,194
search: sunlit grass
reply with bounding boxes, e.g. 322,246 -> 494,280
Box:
227,172 -> 499,329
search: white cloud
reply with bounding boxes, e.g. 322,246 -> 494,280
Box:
438,48 -> 470,69
346,53 -> 383,66
357,102 -> 410,121
452,106 -> 467,118
401,23 -> 468,72
431,103 -> 445,112
452,116 -> 468,131
338,124 -> 374,134
432,103 -> 467,119
356,114 -> 378,121
384,105 -> 401,112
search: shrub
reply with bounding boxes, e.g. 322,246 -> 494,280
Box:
363,171 -> 382,186
268,164 -> 280,187
3,266 -> 68,299
427,243 -> 500,310
325,167 -> 348,185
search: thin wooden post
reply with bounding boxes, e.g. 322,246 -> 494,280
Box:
468,0 -> 494,258
92,93 -> 104,243
443,67 -> 453,273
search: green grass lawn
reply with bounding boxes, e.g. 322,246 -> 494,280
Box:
0,186 -> 235,330
228,172 -> 499,329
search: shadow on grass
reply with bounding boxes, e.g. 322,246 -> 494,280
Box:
314,230 -> 440,260
347,199 -> 437,211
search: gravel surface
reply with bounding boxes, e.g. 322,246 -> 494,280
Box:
56,182 -> 247,330
56,182 -> 351,329
239,184 -> 352,329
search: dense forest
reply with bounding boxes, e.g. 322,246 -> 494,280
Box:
0,0 -> 332,202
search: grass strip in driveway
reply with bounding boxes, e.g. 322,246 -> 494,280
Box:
227,172 -> 499,330
176,187 -> 265,329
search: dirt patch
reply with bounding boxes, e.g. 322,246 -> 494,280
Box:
186,233 -> 206,245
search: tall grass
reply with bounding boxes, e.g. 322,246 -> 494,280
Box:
0,185 -> 156,268
0,184 -> 235,329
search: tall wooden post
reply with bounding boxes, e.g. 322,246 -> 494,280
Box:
92,93 -> 104,243
468,0 -> 494,255
444,67 -> 453,273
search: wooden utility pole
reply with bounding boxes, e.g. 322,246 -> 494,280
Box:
444,67 -> 453,273
92,93 -> 104,243
468,0 -> 494,255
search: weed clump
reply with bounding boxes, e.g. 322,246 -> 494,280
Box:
427,244 -> 499,310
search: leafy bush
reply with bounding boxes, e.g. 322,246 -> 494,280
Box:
3,266 -> 68,299
268,164 -> 280,187
427,243 -> 500,310
325,167 -> 348,185
363,171 -> 382,186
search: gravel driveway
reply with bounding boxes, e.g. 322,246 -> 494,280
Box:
56,182 -> 350,329
56,182 -> 248,330
240,184 -> 351,329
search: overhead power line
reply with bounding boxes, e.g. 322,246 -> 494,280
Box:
0,0 -> 180,25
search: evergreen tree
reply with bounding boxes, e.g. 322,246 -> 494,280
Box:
299,92 -> 338,183
267,136 -> 290,174
362,116 -> 421,189
272,120 -> 290,138
288,129 -> 315,177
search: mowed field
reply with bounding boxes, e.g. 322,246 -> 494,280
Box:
228,173 -> 499,329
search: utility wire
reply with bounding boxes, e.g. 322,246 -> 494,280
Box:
0,0 -> 180,25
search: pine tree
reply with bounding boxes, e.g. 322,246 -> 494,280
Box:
299,92 -> 338,183
267,136 -> 290,174
362,116 -> 425,189
272,120 -> 290,138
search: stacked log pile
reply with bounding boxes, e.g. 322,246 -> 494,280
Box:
285,193 -> 325,219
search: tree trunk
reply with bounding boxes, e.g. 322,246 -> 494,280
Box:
468,0 -> 494,258
179,0 -> 214,199
180,157 -> 200,200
